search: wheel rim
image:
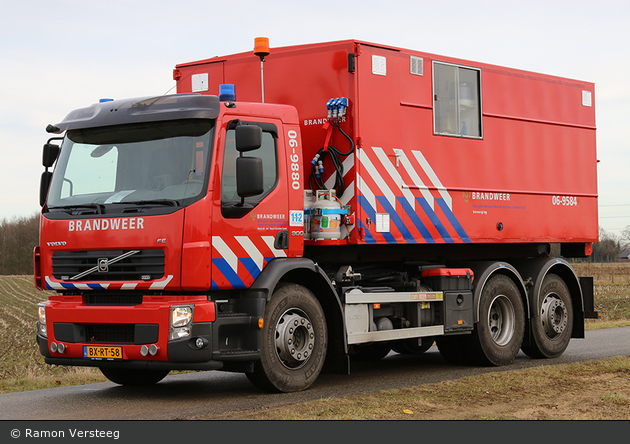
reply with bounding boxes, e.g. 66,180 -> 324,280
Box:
487,294 -> 515,346
541,293 -> 568,338
274,308 -> 315,370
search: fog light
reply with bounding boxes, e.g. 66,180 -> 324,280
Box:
149,344 -> 158,356
50,342 -> 57,353
57,343 -> 65,354
195,337 -> 205,349
140,345 -> 149,356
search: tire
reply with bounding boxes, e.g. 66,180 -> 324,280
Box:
467,274 -> 525,366
100,367 -> 170,386
392,337 -> 435,355
436,335 -> 471,365
521,274 -> 573,359
247,284 -> 327,393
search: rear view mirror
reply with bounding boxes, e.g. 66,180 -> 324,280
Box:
42,142 -> 60,168
40,171 -> 52,207
236,156 -> 264,198
235,125 -> 262,152
41,137 -> 63,206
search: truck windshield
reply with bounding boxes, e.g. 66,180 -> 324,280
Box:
46,119 -> 214,213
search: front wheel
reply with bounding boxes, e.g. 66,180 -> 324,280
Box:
521,274 -> 573,359
467,274 -> 525,366
100,368 -> 170,385
247,284 -> 327,393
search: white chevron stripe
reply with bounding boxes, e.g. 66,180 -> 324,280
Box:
45,277 -> 64,290
394,149 -> 435,210
121,283 -> 138,290
358,148 -> 397,209
324,152 -> 355,191
357,173 -> 377,210
236,236 -> 264,271
373,147 -> 416,210
212,236 -> 239,271
412,150 -> 452,209
74,283 -> 100,290
150,275 -> 173,290
340,180 -> 355,206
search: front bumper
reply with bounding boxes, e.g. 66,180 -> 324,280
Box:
37,294 -> 265,371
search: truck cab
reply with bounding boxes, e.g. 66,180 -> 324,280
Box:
36,93 -> 323,390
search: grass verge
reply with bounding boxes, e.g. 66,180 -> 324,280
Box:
205,356 -> 630,420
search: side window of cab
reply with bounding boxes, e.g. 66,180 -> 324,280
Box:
221,122 -> 278,218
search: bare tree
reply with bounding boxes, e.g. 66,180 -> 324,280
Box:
621,225 -> 630,250
0,213 -> 40,275
592,227 -> 622,263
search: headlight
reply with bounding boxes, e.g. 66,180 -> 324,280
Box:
171,306 -> 193,327
38,304 -> 47,338
169,305 -> 193,340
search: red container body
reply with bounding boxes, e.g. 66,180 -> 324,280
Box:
175,40 -> 598,248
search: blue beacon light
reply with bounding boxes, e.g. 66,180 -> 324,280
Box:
219,84 -> 236,101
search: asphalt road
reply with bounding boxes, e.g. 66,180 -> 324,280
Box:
1,327 -> 629,421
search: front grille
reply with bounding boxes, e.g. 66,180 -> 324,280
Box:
52,250 -> 165,281
85,324 -> 135,343
84,294 -> 143,306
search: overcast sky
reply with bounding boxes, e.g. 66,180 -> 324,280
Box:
1,0 -> 629,236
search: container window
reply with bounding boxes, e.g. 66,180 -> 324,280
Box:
433,62 -> 482,138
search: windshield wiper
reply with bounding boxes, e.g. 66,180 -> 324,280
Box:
124,199 -> 179,207
48,203 -> 104,214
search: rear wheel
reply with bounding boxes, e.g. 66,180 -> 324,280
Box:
247,284 -> 327,393
468,274 -> 525,366
100,368 -> 170,386
436,335 -> 471,365
521,274 -> 573,358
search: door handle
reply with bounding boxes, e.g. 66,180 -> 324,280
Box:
274,230 -> 289,249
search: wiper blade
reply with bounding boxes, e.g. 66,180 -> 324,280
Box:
48,203 -> 104,214
124,199 -> 179,207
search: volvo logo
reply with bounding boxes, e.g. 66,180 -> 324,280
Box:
47,241 -> 67,247
98,258 -> 109,273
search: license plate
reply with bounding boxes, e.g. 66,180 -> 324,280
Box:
84,345 -> 123,360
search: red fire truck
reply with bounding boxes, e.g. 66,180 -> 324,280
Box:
35,39 -> 599,392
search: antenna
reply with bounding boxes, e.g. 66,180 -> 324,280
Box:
254,37 -> 270,103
